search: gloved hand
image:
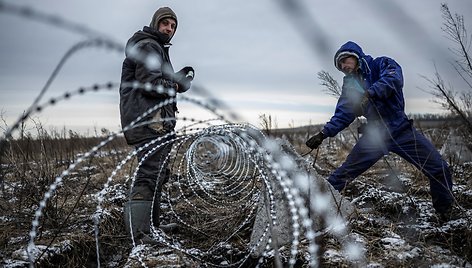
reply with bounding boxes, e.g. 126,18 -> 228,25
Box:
305,131 -> 326,149
175,66 -> 195,93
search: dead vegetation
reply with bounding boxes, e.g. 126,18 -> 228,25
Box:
0,2 -> 470,266
0,118 -> 470,267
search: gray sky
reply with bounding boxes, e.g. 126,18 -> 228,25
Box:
1,0 -> 471,135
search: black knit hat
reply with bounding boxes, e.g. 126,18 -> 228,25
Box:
150,7 -> 178,31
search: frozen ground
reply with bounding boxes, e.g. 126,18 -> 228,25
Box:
1,134 -> 471,267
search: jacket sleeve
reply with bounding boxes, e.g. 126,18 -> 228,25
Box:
134,43 -> 176,98
366,57 -> 403,100
322,90 -> 357,137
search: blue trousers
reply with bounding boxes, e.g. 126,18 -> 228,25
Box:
327,123 -> 453,213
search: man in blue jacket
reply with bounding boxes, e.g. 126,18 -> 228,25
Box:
306,41 -> 454,219
120,7 -> 194,241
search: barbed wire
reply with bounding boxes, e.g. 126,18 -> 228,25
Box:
17,79 -> 358,267
8,2 -> 453,267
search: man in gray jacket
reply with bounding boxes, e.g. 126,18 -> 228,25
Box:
120,6 -> 194,242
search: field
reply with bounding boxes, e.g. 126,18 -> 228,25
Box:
1,120 -> 471,267
1,1 -> 471,267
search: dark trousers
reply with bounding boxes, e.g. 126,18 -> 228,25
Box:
130,136 -> 174,226
327,124 -> 453,213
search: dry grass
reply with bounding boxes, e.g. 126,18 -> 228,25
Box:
1,122 -> 471,267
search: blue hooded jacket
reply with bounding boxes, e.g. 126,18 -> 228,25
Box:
323,41 -> 409,138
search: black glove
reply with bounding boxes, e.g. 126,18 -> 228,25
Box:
175,66 -> 195,93
306,131 -> 326,149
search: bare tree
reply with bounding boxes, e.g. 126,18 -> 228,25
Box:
259,113 -> 274,136
441,4 -> 472,81
317,70 -> 342,98
424,3 -> 472,146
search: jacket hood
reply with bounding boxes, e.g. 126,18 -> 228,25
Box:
125,26 -> 171,53
334,41 -> 370,72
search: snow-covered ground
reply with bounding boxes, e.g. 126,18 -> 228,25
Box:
1,129 -> 471,267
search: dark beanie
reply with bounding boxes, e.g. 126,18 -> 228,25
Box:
150,7 -> 178,30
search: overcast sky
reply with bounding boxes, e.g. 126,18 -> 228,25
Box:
1,0 -> 471,135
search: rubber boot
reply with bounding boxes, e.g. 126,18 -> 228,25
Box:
124,200 -> 153,241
